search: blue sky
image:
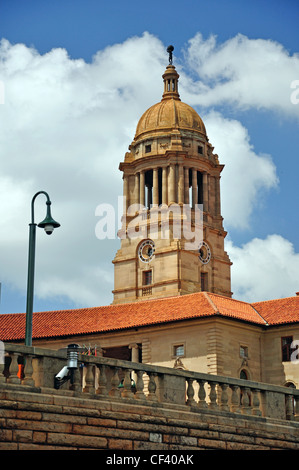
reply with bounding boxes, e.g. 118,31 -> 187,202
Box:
0,0 -> 299,314
1,0 -> 298,60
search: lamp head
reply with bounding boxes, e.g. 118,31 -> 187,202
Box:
37,201 -> 60,235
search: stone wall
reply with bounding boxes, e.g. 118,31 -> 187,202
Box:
1,343 -> 299,451
1,385 -> 299,450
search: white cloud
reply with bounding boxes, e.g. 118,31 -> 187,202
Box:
226,235 -> 299,302
202,111 -> 278,229
181,32 -> 299,118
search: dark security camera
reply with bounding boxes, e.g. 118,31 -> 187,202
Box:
44,224 -> 54,235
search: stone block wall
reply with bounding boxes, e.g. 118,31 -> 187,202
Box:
1,385 -> 299,451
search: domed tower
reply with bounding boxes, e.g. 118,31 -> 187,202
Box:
112,47 -> 232,304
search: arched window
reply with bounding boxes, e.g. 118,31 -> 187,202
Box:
240,369 -> 248,380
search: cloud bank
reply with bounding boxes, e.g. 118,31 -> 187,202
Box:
182,32 -> 299,118
226,235 -> 299,302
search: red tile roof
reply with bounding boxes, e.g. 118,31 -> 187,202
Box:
252,296 -> 299,325
0,292 -> 298,342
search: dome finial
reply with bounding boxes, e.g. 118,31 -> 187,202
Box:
167,45 -> 174,65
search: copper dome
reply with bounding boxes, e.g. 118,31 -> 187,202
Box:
134,64 -> 206,141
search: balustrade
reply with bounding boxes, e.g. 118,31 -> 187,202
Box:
1,343 -> 298,423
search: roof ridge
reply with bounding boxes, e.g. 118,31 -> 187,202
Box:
204,292 -> 219,313
249,304 -> 269,326
208,292 -> 253,306
7,292 -> 208,316
252,295 -> 298,305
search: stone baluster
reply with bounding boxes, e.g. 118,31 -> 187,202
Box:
7,352 -> 21,384
241,387 -> 251,415
83,363 -> 95,394
22,355 -> 35,387
109,367 -> 121,397
286,394 -> 294,421
230,385 -> 240,413
97,364 -> 108,396
219,383 -> 229,412
197,379 -> 207,408
147,372 -> 158,402
208,382 -> 218,410
121,369 -> 134,398
251,389 -> 262,416
0,356 -> 6,384
135,370 -> 146,400
186,378 -> 196,406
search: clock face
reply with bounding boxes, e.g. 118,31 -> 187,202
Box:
198,241 -> 211,264
138,239 -> 155,263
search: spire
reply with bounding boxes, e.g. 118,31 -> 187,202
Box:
167,45 -> 174,65
162,45 -> 180,101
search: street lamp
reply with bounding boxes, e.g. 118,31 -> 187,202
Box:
25,191 -> 60,346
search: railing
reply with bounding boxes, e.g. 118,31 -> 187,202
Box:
1,343 -> 299,422
142,286 -> 152,296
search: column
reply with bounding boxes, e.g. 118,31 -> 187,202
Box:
123,174 -> 129,213
178,165 -> 184,204
147,183 -> 152,209
129,343 -> 139,363
134,173 -> 140,205
129,343 -> 140,384
215,175 -> 221,216
192,168 -> 198,209
140,171 -> 145,208
203,172 -> 208,212
168,164 -> 176,204
162,166 -> 167,205
153,168 -> 159,206
184,167 -> 189,205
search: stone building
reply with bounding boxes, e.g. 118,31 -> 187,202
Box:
113,58 -> 231,302
1,51 -> 298,391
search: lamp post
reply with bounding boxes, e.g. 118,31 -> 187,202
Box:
25,191 -> 60,346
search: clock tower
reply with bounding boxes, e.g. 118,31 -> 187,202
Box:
112,47 -> 232,304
